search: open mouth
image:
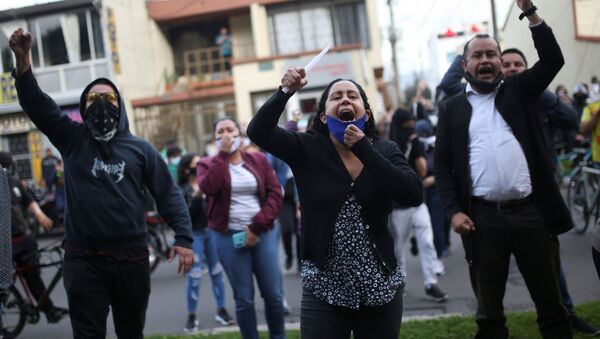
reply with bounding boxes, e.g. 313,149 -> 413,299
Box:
478,66 -> 493,76
338,109 -> 355,122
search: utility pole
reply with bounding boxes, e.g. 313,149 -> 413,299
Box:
387,0 -> 402,106
490,0 -> 499,38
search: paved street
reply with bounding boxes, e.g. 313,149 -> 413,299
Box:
17,228 -> 600,338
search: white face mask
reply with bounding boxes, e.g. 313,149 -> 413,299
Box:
215,136 -> 242,154
170,156 -> 181,166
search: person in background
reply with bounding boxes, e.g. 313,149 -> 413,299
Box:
415,120 -> 449,258
572,83 -> 590,119
0,151 -> 67,324
555,85 -> 571,104
285,109 -> 302,132
166,146 -> 183,183
590,76 -> 600,102
177,153 -> 234,333
388,109 -> 448,302
247,66 -> 423,338
215,27 -> 232,72
41,147 -> 60,192
198,117 -> 284,339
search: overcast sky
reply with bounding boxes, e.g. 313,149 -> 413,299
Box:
376,0 -> 515,87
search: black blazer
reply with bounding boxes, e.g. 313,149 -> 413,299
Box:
434,22 -> 572,264
247,89 -> 423,272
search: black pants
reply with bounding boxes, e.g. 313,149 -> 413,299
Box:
62,253 -> 150,339
280,201 -> 300,266
469,200 -> 571,339
300,288 -> 402,339
12,235 -> 53,312
593,247 -> 600,281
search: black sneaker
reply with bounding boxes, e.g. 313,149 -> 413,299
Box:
285,257 -> 293,270
184,313 -> 199,333
45,307 -> 68,323
410,236 -> 419,256
215,308 -> 234,326
425,284 -> 448,303
570,314 -> 600,336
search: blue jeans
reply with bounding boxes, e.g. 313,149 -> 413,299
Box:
425,185 -> 447,257
212,229 -> 285,339
187,229 -> 226,313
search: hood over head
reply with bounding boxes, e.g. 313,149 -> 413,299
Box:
79,78 -> 130,158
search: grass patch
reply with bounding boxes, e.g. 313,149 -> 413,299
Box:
147,300 -> 600,339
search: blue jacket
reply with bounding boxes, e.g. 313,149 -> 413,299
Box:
14,69 -> 192,249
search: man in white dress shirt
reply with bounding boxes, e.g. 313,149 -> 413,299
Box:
434,1 -> 573,338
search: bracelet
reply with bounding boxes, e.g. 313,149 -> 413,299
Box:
519,5 -> 538,20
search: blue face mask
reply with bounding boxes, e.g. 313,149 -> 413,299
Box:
326,115 -> 366,144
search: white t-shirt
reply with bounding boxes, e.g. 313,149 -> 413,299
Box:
228,163 -> 261,231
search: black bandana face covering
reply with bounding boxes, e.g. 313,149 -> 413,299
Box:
85,99 -> 119,142
464,71 -> 504,94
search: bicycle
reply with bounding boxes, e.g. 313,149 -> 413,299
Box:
1,242 -> 66,338
567,160 -> 600,234
146,210 -> 173,274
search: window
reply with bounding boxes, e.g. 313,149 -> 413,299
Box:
334,2 -> 369,47
26,8 -> 106,68
268,1 -> 369,54
0,21 -> 27,72
38,14 -> 69,66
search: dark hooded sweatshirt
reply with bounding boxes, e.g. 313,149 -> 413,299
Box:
14,68 -> 192,249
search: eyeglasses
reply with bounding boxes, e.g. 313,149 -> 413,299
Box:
86,92 -> 118,103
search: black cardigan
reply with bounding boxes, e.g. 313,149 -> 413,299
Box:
434,22 -> 572,264
247,90 -> 423,272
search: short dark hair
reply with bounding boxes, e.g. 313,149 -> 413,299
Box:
463,34 -> 501,59
310,78 -> 379,140
166,146 -> 182,158
501,48 -> 528,67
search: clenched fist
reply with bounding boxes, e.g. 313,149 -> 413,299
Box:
9,28 -> 32,75
281,67 -> 308,94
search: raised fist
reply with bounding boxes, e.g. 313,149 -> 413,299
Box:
9,28 -> 32,59
516,0 -> 534,12
281,67 -> 308,93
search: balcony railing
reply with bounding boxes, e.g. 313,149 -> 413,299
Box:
183,43 -> 255,81
183,46 -> 231,81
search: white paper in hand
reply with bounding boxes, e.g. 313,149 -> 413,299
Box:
282,44 -> 331,94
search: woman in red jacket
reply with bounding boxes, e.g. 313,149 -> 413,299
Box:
197,117 -> 284,339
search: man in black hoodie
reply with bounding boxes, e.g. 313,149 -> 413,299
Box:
10,28 -> 194,339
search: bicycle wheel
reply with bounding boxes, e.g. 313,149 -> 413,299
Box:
567,176 -> 590,234
1,286 -> 27,338
148,230 -> 162,274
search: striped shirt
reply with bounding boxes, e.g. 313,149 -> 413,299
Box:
228,163 -> 261,231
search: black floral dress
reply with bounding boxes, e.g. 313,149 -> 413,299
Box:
301,193 -> 404,310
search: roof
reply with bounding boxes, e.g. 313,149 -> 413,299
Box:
147,0 -> 290,24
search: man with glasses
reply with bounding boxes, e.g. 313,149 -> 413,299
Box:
9,28 -> 193,339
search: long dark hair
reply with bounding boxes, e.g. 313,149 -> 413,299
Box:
310,78 -> 379,140
177,153 -> 199,186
